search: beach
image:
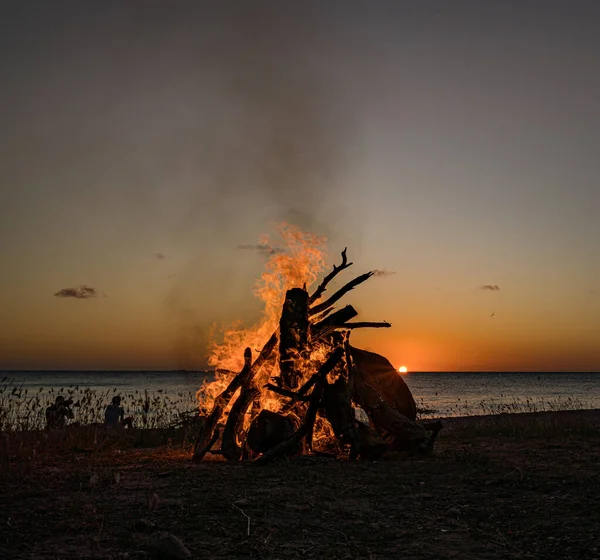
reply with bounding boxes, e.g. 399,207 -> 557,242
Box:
1,409 -> 599,560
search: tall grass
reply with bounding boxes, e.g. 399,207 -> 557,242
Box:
415,395 -> 590,419
2,378 -> 592,430
0,377 -> 199,431
0,378 -> 205,481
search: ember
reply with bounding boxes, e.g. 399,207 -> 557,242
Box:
193,225 -> 441,463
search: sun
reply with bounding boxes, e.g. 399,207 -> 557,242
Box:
398,365 -> 408,374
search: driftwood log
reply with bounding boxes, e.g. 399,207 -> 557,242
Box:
352,372 -> 427,450
192,347 -> 253,461
349,346 -> 417,421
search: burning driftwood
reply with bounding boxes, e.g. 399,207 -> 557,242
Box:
193,248 -> 441,463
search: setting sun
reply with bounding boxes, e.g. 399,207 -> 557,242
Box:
398,365 -> 408,374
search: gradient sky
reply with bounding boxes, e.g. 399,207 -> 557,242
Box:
1,1 -> 599,372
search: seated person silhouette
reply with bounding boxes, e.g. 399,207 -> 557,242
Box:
45,396 -> 74,429
104,396 -> 133,429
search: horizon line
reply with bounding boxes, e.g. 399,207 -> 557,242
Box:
2,369 -> 599,374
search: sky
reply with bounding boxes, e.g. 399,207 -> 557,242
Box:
1,1 -> 599,372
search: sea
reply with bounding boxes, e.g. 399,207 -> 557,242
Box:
3,370 -> 600,420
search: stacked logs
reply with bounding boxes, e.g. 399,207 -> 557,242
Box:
193,249 -> 442,463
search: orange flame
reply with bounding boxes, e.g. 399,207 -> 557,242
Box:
197,223 -> 328,413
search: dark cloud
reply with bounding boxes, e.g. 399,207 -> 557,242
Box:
153,252 -> 167,261
372,269 -> 396,277
238,243 -> 285,256
54,285 -> 101,299
479,284 -> 501,291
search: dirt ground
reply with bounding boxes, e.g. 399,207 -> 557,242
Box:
1,412 -> 600,560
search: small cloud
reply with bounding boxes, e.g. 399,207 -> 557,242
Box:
479,284 -> 501,292
54,285 -> 101,299
238,243 -> 284,256
152,252 -> 167,261
372,269 -> 396,277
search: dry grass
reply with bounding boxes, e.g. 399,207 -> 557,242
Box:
416,395 -> 589,419
0,377 -> 198,431
0,378 -> 204,481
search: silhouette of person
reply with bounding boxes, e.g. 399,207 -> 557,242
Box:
45,396 -> 74,429
104,396 -> 133,429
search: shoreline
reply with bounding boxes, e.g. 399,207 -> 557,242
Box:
436,406 -> 600,426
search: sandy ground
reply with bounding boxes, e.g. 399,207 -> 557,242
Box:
1,410 -> 600,560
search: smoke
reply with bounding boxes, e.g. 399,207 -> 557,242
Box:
54,285 -> 101,299
165,4 -> 353,367
238,243 -> 284,257
174,4 -> 351,238
479,284 -> 501,291
373,269 -> 397,277
172,323 -> 212,371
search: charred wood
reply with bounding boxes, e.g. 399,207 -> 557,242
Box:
322,376 -> 359,455
193,333 -> 279,462
279,288 -> 310,390
352,376 -> 428,451
221,385 -> 261,461
252,333 -> 281,374
309,248 -> 353,304
354,421 -> 389,460
279,372 -> 319,414
250,353 -> 277,423
264,383 -> 312,402
309,272 -> 374,316
192,347 -> 252,462
310,306 -> 335,323
344,334 -> 355,393
311,305 -> 358,338
350,345 -> 417,421
247,410 -> 301,454
222,339 -> 280,461
255,347 -> 345,465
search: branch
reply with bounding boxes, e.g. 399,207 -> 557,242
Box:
311,305 -> 358,339
193,347 -> 252,462
280,373 -> 320,414
310,306 -> 334,322
222,385 -> 261,461
309,248 -> 353,304
251,332 -> 279,372
264,383 -> 312,402
193,333 -> 279,462
309,272 -> 374,316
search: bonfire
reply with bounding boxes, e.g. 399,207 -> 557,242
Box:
193,225 -> 441,463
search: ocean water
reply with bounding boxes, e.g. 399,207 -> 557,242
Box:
3,370 -> 600,419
